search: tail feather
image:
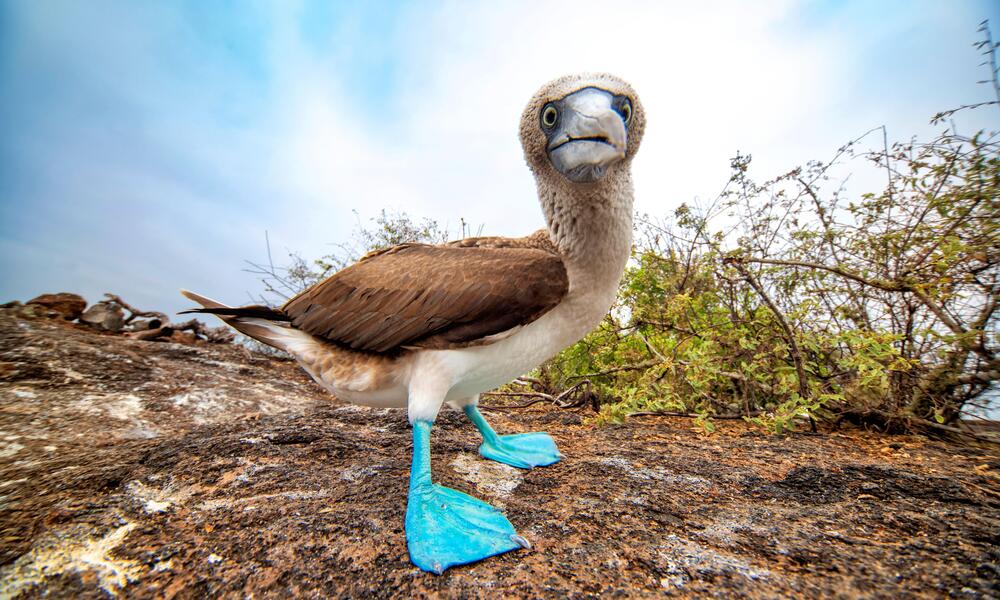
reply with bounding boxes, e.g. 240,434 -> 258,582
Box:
179,289 -> 228,310
178,291 -> 290,321
179,289 -> 301,353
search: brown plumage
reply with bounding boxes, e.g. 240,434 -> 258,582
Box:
282,242 -> 568,353
184,232 -> 568,354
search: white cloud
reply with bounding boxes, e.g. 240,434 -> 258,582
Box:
1,0 -> 996,316
261,0 -> 995,264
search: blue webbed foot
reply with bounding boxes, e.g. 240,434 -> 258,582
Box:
405,482 -> 529,574
479,432 -> 562,469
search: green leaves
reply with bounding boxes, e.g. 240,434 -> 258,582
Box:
540,103 -> 998,434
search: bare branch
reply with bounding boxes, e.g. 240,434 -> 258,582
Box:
733,257 -> 906,292
103,293 -> 168,325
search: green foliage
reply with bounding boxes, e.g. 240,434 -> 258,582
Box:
536,99 -> 998,433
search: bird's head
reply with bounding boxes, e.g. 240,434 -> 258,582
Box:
520,73 -> 644,185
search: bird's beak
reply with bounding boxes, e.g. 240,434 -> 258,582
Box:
546,88 -> 628,183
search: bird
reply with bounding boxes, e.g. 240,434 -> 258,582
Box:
181,73 -> 644,574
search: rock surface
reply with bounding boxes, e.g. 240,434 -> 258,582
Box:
79,301 -> 126,332
0,308 -> 997,598
25,294 -> 87,321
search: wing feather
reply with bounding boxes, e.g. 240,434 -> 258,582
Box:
281,244 -> 568,353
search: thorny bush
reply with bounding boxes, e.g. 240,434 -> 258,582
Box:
255,25 -> 999,435
537,24 -> 1000,434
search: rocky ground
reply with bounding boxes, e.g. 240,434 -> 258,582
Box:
0,307 -> 998,598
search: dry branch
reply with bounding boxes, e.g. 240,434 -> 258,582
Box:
172,319 -> 236,343
481,380 -> 596,411
729,260 -> 816,432
567,360 -> 659,380
857,409 -> 1000,444
104,293 -> 169,325
125,326 -> 174,341
627,410 -> 766,420
733,257 -> 995,362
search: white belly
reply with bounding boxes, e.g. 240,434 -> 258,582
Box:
439,296 -> 601,400
316,277 -> 615,421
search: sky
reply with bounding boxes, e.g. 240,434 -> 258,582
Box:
1,0 -> 998,317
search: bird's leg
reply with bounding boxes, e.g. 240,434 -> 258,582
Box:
462,402 -> 562,470
404,419 -> 529,574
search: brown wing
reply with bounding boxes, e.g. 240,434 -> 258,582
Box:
282,243 -> 568,353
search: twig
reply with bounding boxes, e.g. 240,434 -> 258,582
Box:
567,360 -> 659,380
513,377 -> 546,389
481,380 -> 595,411
635,330 -> 667,362
733,257 -> 905,292
125,326 -> 174,341
479,397 -> 556,411
172,319 -> 236,343
103,293 -> 168,325
481,391 -> 553,401
978,19 -> 1000,107
729,261 -> 815,431
731,256 -> 994,362
627,410 -> 765,420
862,409 -> 1000,444
882,125 -> 894,208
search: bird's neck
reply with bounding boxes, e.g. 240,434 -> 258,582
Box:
539,170 -> 634,294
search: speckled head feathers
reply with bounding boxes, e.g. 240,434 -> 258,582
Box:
519,73 -> 645,182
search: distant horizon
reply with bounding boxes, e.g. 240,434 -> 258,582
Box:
2,1 -> 998,318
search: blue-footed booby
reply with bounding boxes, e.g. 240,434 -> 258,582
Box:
181,73 -> 645,574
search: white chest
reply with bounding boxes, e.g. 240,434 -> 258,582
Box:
434,274 -> 619,401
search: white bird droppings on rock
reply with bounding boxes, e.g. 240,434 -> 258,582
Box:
169,390 -> 229,424
599,456 -> 712,490
153,559 -> 173,572
75,394 -> 146,422
126,480 -> 195,514
0,441 -> 24,459
450,452 -> 523,506
656,534 -> 770,589
0,522 -> 142,597
106,395 -> 144,421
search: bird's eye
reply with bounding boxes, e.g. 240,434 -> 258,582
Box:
541,104 -> 558,128
620,98 -> 633,125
